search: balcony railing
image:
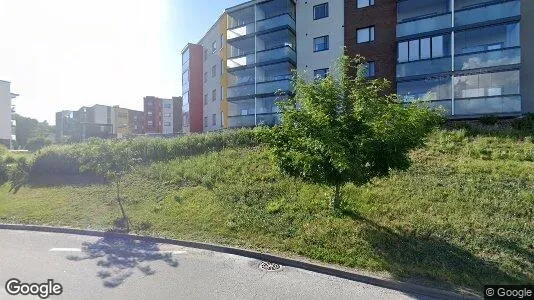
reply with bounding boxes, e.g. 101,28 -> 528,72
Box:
256,113 -> 281,126
397,56 -> 452,78
397,13 -> 452,38
227,23 -> 255,40
228,115 -> 255,128
455,0 -> 520,28
455,47 -> 521,71
256,79 -> 292,95
227,53 -> 255,69
454,95 -> 521,116
256,14 -> 295,33
228,83 -> 255,98
256,46 -> 296,64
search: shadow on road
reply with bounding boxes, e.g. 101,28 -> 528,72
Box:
67,236 -> 179,288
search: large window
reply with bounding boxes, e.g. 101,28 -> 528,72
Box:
397,0 -> 450,23
212,89 -> 217,102
357,0 -> 374,8
398,35 -> 450,63
397,76 -> 452,102
454,70 -> 520,99
314,68 -> 329,79
455,23 -> 520,55
212,41 -> 217,53
363,61 -> 376,78
313,35 -> 329,52
313,3 -> 328,20
357,26 -> 375,43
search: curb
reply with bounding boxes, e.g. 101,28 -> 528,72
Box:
0,223 -> 479,299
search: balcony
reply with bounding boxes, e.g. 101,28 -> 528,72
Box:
227,53 -> 255,69
256,46 -> 296,65
227,83 -> 255,98
256,113 -> 281,126
454,95 -> 521,116
397,56 -> 452,78
256,14 -> 295,33
228,115 -> 255,128
257,79 -> 292,95
455,0 -> 520,28
455,47 -> 521,71
397,13 -> 452,38
227,23 -> 255,40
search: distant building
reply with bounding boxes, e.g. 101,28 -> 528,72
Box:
0,80 -> 18,149
56,104 -> 144,142
143,96 -> 182,135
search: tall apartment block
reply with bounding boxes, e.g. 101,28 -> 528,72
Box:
182,0 -> 533,131
143,96 -> 182,135
0,80 -> 18,149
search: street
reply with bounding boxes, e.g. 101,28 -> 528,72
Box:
0,229 -> 422,299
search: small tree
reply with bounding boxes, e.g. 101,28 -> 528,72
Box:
80,141 -> 139,232
266,55 -> 443,212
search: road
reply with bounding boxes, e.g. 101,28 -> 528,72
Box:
0,230 -> 422,299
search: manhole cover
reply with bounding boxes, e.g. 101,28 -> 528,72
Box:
259,261 -> 282,271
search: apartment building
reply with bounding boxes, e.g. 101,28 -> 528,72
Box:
143,96 -> 182,135
182,0 -> 533,130
0,80 -> 18,149
113,106 -> 145,139
182,44 -> 204,134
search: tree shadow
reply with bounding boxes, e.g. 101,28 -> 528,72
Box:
341,208 -> 529,294
66,235 -> 179,288
28,174 -> 107,187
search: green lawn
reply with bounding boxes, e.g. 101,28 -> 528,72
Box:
1,128 -> 533,294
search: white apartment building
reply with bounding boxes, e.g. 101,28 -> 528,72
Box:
0,80 -> 18,149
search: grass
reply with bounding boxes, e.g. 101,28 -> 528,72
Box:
0,128 -> 533,294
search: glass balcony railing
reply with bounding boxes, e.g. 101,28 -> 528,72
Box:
227,53 -> 255,69
454,95 -> 521,116
227,83 -> 255,98
227,23 -> 255,40
256,46 -> 296,64
455,48 -> 521,71
397,56 -> 452,78
228,115 -> 255,128
256,14 -> 295,33
256,79 -> 292,95
397,13 -> 451,37
455,0 -> 520,27
257,113 -> 281,126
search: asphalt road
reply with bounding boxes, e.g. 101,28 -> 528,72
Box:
0,230 -> 423,300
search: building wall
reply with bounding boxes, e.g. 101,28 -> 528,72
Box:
172,97 -> 183,134
344,0 -> 397,87
201,15 -> 225,132
144,96 -> 163,134
297,0 -> 344,80
0,80 -> 13,144
521,0 -> 534,113
162,99 -> 174,134
182,44 -> 205,134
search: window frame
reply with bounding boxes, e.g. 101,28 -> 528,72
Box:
313,35 -> 329,52
313,3 -> 329,20
357,0 -> 375,9
356,26 -> 375,44
313,68 -> 329,79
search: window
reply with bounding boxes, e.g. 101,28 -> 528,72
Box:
361,61 -> 376,78
212,89 -> 216,102
212,65 -> 216,77
357,0 -> 374,8
164,122 -> 171,126
221,60 -> 224,75
204,116 -> 208,127
164,113 -> 171,118
397,34 -> 450,63
204,49 -> 208,61
313,3 -> 328,20
212,41 -> 217,53
204,72 -> 207,83
314,68 -> 329,79
204,94 -> 208,105
147,120 -> 153,126
212,114 -> 216,126
163,103 -> 171,109
313,36 -> 329,52
220,34 -> 223,50
357,26 -> 375,43
147,111 -> 153,116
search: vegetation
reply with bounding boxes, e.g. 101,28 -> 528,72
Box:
0,125 -> 533,294
265,56 -> 443,211
13,114 -> 54,150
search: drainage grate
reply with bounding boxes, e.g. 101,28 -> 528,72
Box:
259,261 -> 282,271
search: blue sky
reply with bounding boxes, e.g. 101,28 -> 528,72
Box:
0,0 -> 244,124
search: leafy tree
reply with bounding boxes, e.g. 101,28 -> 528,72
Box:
265,55 -> 443,212
0,158 -> 8,186
8,157 -> 31,193
80,141 -> 139,232
13,114 -> 55,149
26,136 -> 53,152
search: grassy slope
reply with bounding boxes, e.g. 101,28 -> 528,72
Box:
0,129 -> 533,293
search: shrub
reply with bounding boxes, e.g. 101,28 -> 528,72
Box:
512,114 -> 534,132
479,115 -> 500,126
0,158 -> 8,185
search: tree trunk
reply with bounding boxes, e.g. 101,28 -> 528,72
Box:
116,180 -> 129,232
331,184 -> 342,212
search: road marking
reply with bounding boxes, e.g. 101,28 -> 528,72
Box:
49,248 -> 82,252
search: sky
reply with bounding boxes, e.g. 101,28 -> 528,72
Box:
0,0 -> 243,124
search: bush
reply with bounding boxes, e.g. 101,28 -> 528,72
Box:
0,158 -> 8,185
512,114 -> 534,132
479,115 -> 500,126
29,129 -> 262,177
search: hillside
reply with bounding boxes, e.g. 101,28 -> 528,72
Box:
0,125 -> 533,293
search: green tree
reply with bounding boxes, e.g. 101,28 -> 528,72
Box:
26,136 -> 53,152
14,114 -> 55,149
266,55 -> 443,212
80,141 -> 139,232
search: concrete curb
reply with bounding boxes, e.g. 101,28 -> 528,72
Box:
0,223 -> 479,299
